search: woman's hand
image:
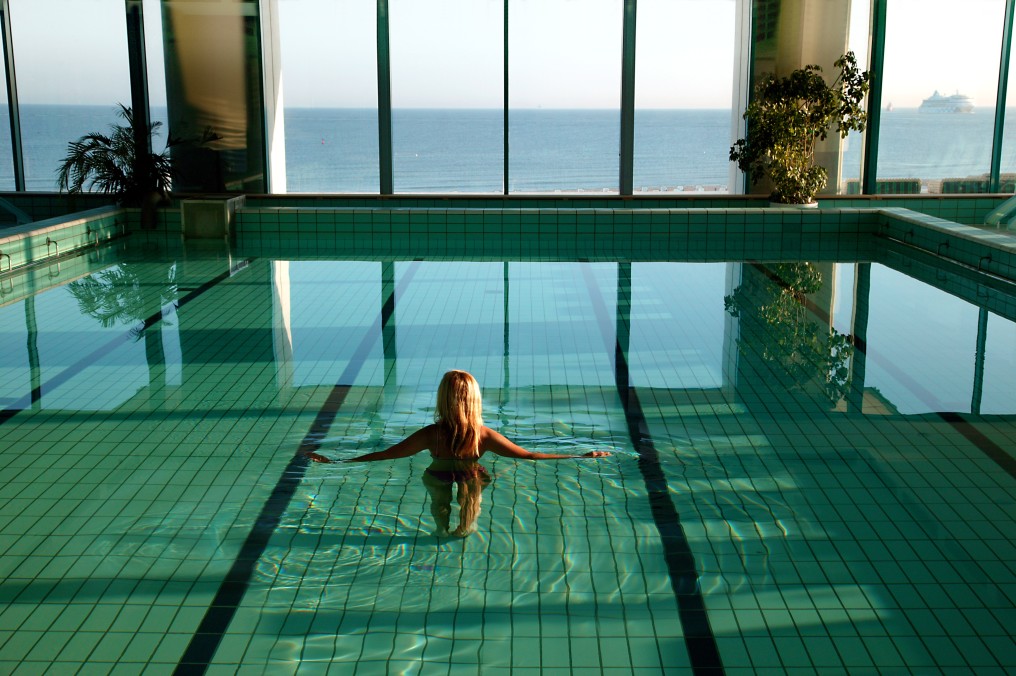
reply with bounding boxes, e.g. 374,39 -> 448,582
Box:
582,451 -> 611,458
305,451 -> 332,463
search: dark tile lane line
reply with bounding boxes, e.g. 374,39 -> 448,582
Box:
0,261 -> 254,425
173,260 -> 422,674
755,261 -> 1016,480
579,262 -> 725,676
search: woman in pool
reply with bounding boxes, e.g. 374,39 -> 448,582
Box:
307,369 -> 610,536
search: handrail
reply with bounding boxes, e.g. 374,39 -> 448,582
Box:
984,193 -> 1016,229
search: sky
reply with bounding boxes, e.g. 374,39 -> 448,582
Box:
879,0 -> 1006,108
274,0 -> 738,109
2,0 -> 1010,110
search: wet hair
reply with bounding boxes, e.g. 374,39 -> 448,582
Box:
435,370 -> 483,458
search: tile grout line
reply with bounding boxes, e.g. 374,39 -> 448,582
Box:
172,259 -> 422,674
578,261 -> 725,675
936,412 -> 1016,477
0,260 -> 256,425
757,261 -> 1016,480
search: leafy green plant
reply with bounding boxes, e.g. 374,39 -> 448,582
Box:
57,104 -> 174,208
729,52 -> 871,204
68,263 -> 173,333
724,262 -> 854,405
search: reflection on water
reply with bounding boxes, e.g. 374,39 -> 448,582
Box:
10,249 -> 1010,419
725,262 -> 854,405
1,242 -> 1014,672
422,459 -> 491,537
256,442 -> 636,627
68,260 -> 178,333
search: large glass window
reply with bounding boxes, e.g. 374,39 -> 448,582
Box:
277,0 -> 379,193
839,0 -> 872,194
634,0 -> 735,194
390,0 -> 503,193
0,53 -> 12,191
144,0 -> 169,137
982,313 -> 1016,414
630,263 -> 727,388
508,0 -> 622,193
0,271 -> 155,412
8,0 -> 132,191
877,0 -> 1006,194
396,262 -> 507,386
865,265 -> 978,414
508,262 -> 616,386
1000,37 -> 1016,190
289,261 -> 384,387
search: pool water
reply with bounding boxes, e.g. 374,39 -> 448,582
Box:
0,238 -> 1013,674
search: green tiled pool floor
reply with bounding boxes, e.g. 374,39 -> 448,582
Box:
0,243 -> 1012,673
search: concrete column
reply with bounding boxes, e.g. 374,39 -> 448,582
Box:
161,0 -> 268,193
178,259 -> 279,409
808,262 -> 836,330
722,262 -> 742,395
260,0 -> 287,194
273,261 -> 294,391
752,0 -> 854,196
730,0 -> 753,194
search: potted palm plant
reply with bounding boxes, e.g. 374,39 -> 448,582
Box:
729,52 -> 871,205
57,104 -> 174,227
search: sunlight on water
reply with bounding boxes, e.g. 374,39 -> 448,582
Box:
2,246 -> 1009,673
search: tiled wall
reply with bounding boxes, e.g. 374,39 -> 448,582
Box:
0,192 -> 116,224
228,202 -> 1016,280
824,195 -> 1006,225
877,208 -> 1016,281
241,194 -> 771,210
881,241 -> 1016,323
242,194 -> 1009,226
0,192 -> 1008,227
0,207 -> 127,273
232,206 -> 880,262
1,197 -> 1013,284
145,207 -> 182,232
0,239 -> 126,305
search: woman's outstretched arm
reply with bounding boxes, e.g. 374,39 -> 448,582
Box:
306,426 -> 433,463
482,427 -> 610,460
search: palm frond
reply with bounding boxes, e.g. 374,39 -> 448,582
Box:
56,104 -> 175,206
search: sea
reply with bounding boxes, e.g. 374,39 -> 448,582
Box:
1,104 -> 1013,194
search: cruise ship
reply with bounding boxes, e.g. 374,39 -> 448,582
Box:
920,90 -> 975,113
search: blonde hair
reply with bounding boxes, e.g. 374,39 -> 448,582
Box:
435,370 -> 483,458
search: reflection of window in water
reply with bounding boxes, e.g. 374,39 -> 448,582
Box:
725,262 -> 854,405
422,459 -> 492,538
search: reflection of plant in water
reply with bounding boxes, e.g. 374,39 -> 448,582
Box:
69,261 -> 179,397
68,262 -> 177,338
724,262 -> 853,404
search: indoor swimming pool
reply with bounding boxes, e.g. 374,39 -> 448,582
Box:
0,235 -> 1013,674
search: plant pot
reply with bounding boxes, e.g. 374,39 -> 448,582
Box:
769,201 -> 818,209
